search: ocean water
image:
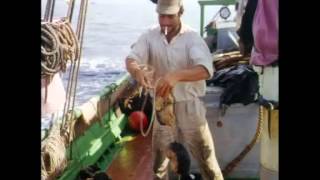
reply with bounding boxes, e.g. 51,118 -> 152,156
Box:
41,0 -> 235,121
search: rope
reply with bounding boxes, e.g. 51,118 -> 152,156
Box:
222,105 -> 263,176
41,23 -> 61,76
41,126 -> 67,180
41,154 -> 48,180
135,64 -> 176,137
41,0 -> 89,178
139,78 -> 162,137
41,19 -> 79,79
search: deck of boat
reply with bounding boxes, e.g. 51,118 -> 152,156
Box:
105,131 -> 259,180
107,133 -> 153,180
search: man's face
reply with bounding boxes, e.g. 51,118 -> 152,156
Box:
158,13 -> 181,36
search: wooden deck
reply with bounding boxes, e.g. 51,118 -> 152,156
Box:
107,133 -> 153,180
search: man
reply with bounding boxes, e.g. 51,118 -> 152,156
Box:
125,0 -> 223,179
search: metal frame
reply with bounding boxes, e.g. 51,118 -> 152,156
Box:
198,0 -> 236,37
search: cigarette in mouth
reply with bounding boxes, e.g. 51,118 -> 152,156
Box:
164,26 -> 168,35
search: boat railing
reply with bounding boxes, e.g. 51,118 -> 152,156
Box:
198,0 -> 236,37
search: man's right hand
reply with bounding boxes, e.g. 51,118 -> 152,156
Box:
134,69 -> 153,89
126,58 -> 153,89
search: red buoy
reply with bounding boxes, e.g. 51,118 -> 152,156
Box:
129,111 -> 148,131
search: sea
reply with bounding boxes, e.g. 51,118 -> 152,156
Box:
41,0 -> 235,128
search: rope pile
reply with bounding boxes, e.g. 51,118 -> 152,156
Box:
41,19 -> 79,79
41,127 -> 67,180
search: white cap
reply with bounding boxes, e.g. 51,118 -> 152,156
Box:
156,0 -> 183,14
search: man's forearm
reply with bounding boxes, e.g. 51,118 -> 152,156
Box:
173,65 -> 211,82
155,65 -> 211,97
125,58 -> 140,78
126,58 -> 153,88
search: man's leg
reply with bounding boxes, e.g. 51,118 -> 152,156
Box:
175,98 -> 224,180
152,118 -> 175,180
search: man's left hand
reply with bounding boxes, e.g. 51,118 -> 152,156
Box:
156,72 -> 179,98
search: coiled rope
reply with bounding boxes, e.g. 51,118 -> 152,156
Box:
41,19 -> 80,79
139,64 -> 175,137
139,78 -> 162,137
41,125 -> 67,180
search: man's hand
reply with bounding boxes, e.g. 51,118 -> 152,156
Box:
155,65 -> 210,98
126,58 -> 153,89
156,72 -> 179,98
134,69 -> 153,89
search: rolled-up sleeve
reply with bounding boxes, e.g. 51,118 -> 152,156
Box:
189,33 -> 214,79
127,32 -> 149,65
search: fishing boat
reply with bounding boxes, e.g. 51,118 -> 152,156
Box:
41,0 -> 272,179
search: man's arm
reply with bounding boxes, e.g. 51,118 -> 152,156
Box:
172,65 -> 210,81
125,58 -> 140,78
126,58 -> 152,88
156,65 -> 209,97
125,30 -> 151,88
156,32 -> 214,98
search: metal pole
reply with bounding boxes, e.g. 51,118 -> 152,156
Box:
67,0 -> 76,22
69,0 -> 89,158
200,4 -> 205,37
49,0 -> 56,22
44,0 -> 53,22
